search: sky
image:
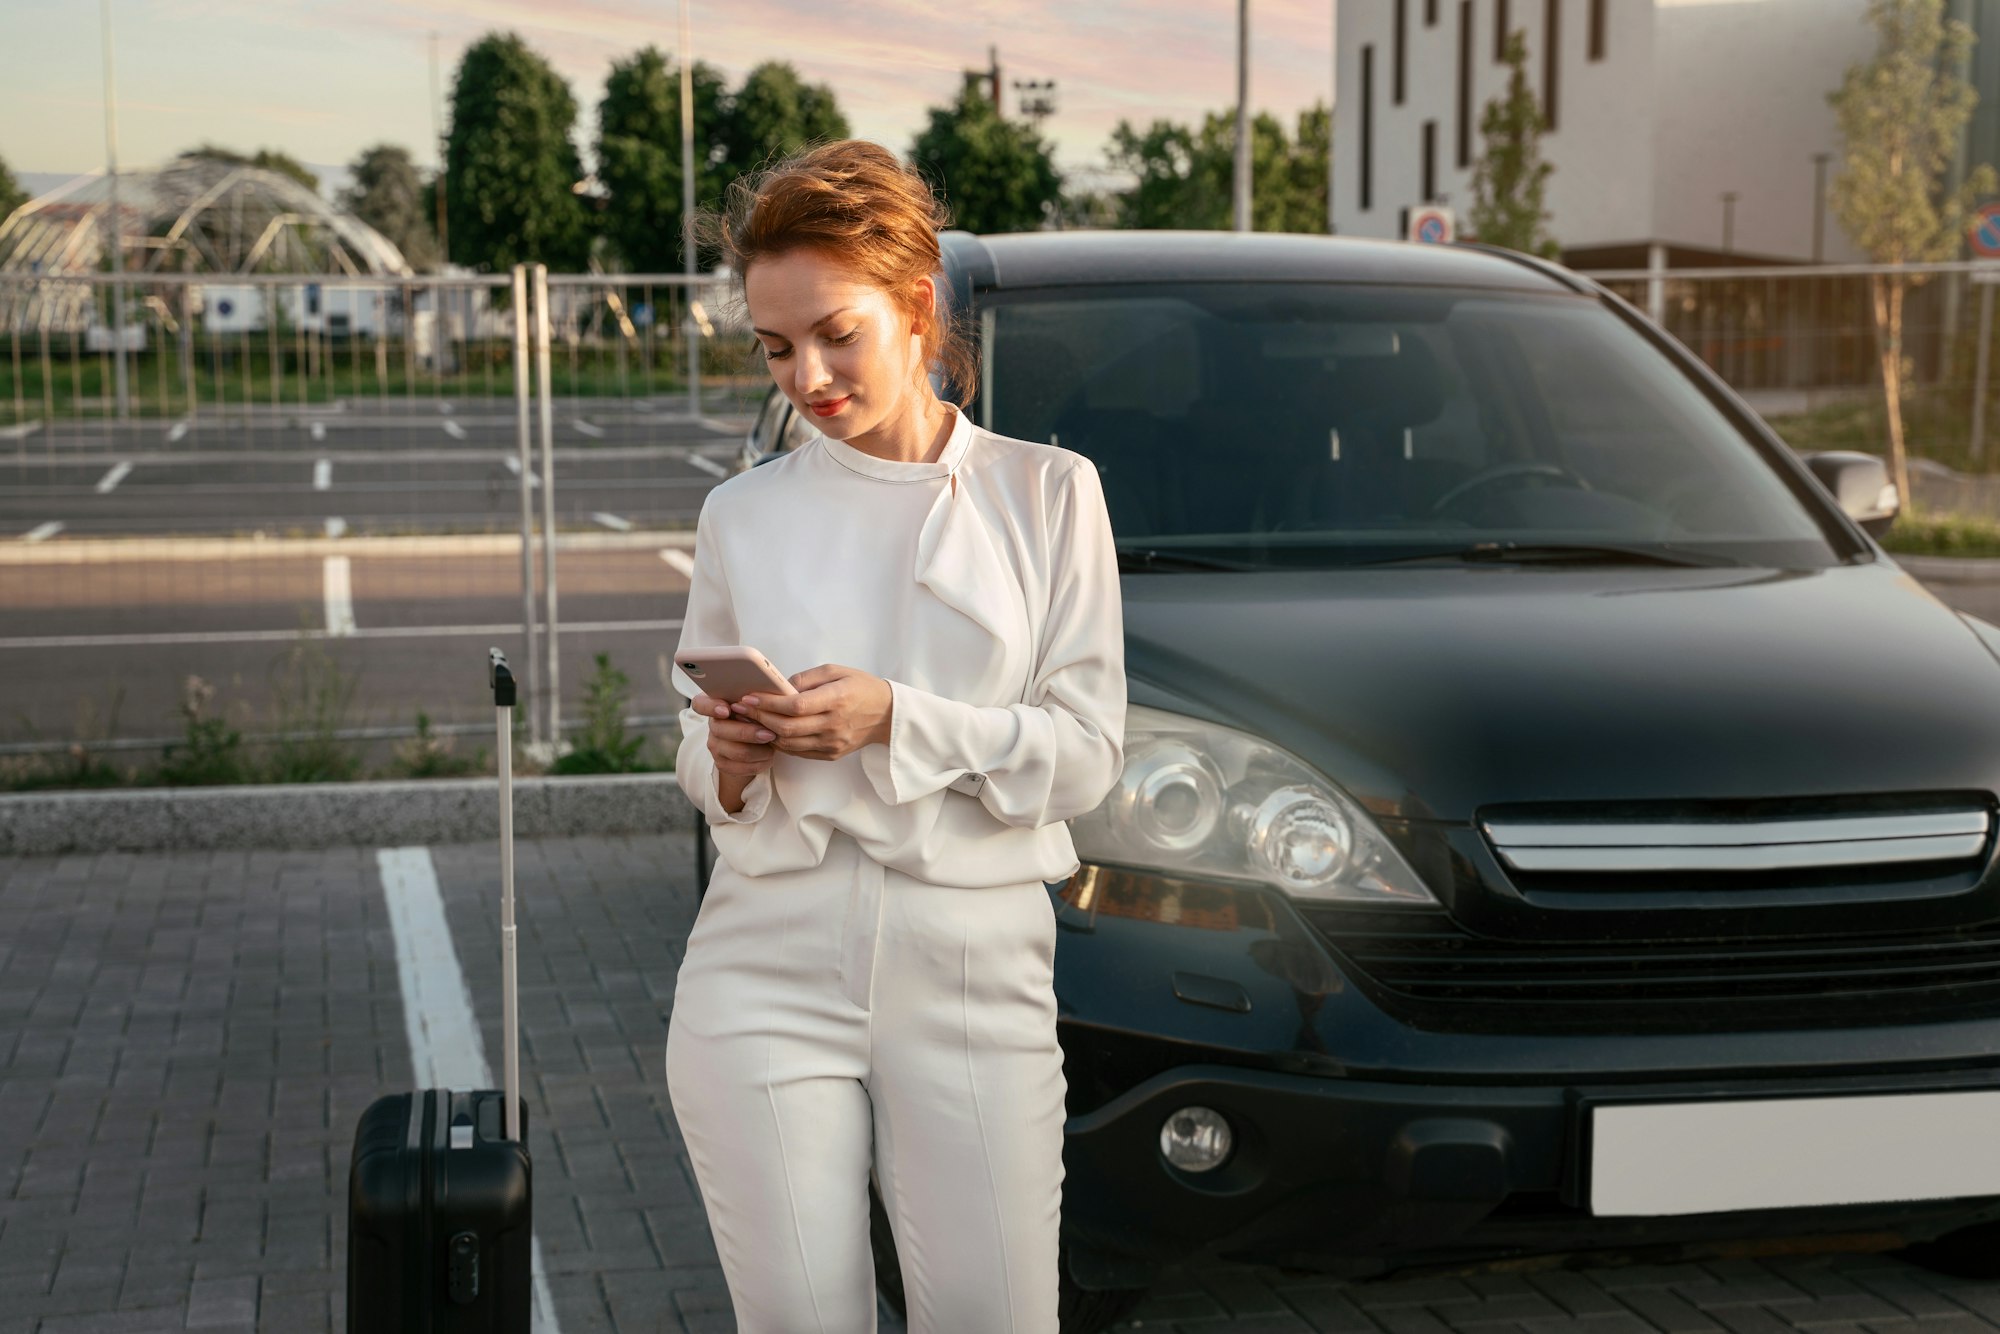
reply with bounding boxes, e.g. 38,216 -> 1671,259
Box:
0,0 -> 1338,196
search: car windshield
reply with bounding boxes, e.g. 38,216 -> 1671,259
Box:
975,283 -> 1845,570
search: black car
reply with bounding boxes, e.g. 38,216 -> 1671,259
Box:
726,230 -> 2000,1334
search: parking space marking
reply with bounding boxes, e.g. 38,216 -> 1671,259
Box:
591,511 -> 633,531
440,402 -> 454,415
310,421 -> 326,441
503,456 -> 541,489
375,847 -> 564,1334
22,521 -> 63,542
442,420 -> 468,440
659,548 -> 696,580
314,459 -> 332,491
686,453 -> 729,478
325,516 -> 347,539
323,555 -> 357,636
95,461 -> 133,494
0,421 -> 41,440
572,419 -> 605,438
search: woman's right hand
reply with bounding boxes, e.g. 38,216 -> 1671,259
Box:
695,692 -> 778,778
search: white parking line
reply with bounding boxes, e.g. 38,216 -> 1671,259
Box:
375,847 -> 563,1334
572,419 -> 605,438
590,511 -> 633,531
686,452 -> 730,478
95,461 -> 133,494
314,459 -> 332,491
323,555 -> 357,636
440,401 -> 454,415
22,521 -> 62,543
325,516 -> 347,539
310,421 -> 326,441
442,420 -> 468,440
165,419 -> 190,443
0,421 -> 41,440
658,548 -> 696,579
502,457 -> 541,489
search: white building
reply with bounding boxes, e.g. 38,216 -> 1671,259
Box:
1331,0 -> 1883,268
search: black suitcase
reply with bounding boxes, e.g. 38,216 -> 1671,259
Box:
346,649 -> 534,1332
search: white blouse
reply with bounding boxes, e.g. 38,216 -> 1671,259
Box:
671,405 -> 1128,889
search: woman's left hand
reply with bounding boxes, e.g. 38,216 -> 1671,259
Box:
731,664 -> 893,760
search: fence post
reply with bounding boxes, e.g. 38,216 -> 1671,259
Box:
512,264 -> 545,749
533,263 -> 562,751
179,284 -> 196,420
1973,276 -> 1994,465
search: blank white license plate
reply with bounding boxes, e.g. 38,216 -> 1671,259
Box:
1589,1089 -> 2000,1216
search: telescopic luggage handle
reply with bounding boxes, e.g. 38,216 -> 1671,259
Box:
490,647 -> 522,1143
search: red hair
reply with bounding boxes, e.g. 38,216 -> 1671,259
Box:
705,139 -> 979,405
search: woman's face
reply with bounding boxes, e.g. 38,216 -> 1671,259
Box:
744,247 -> 933,442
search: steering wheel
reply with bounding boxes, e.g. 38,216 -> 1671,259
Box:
1429,461 -> 1592,516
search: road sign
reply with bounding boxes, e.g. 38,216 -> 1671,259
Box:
1971,202 -> 2000,258
1408,205 -> 1455,245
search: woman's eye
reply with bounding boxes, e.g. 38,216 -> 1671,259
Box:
763,344 -> 792,361
827,330 -> 859,346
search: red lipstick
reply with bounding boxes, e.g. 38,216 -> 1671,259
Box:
809,396 -> 850,418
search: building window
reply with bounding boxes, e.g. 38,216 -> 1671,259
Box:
1495,0 -> 1510,61
1361,44 -> 1375,211
1458,1 -> 1474,167
1395,0 -> 1408,104
1589,0 -> 1607,59
1544,0 -> 1560,130
1423,121 -> 1438,202
1427,0 -> 1439,25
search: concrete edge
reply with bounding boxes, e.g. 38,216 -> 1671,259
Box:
0,772 -> 697,856
1892,553 -> 2000,583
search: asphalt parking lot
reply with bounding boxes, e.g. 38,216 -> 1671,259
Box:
7,831 -> 2000,1333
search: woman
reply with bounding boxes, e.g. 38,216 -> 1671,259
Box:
663,139 -> 1128,1334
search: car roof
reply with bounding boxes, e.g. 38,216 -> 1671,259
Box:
943,228 -> 1583,295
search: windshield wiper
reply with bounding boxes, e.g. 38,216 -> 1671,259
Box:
1360,541 -> 1740,569
1116,547 -> 1255,572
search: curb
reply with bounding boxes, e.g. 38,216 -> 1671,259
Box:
0,772 -> 697,856
1893,554 -> 2000,583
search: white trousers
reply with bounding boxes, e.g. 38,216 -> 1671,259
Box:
665,829 -> 1067,1333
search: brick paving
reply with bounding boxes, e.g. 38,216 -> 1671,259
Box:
4,833 -> 2000,1332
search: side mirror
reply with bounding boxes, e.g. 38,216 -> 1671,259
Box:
1803,450 -> 1899,538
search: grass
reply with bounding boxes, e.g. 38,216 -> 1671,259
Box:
1879,510 -> 2000,558
1762,380 -> 2000,476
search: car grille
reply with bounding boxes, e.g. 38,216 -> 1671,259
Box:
1302,905 -> 2000,1033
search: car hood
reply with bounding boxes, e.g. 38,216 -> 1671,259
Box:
1120,559 -> 2000,824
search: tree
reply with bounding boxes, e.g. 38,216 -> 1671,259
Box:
721,61 -> 851,183
341,145 -> 440,271
594,47 -> 729,273
1829,0 -> 1996,509
1467,29 -> 1560,259
911,73 -> 1061,234
179,143 -> 321,193
0,153 -> 25,220
445,31 -> 591,272
1106,104 -> 1329,232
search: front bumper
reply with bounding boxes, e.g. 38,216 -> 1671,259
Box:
1061,1060 -> 2000,1282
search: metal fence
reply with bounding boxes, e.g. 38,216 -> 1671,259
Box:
0,266 -> 767,780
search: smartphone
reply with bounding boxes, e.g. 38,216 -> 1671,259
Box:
676,645 -> 797,704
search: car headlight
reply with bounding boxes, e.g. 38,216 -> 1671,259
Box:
1070,705 -> 1439,906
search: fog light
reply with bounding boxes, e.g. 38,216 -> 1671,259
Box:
1159,1105 -> 1233,1172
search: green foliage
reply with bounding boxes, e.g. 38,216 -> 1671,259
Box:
153,675 -> 250,786
1107,103 -> 1329,232
1,683 -> 129,792
1467,29 -> 1560,258
594,47 -> 731,273
445,31 -> 592,272
386,709 -> 479,778
551,652 -> 656,774
720,61 -> 851,183
341,144 -> 441,272
1880,510 -> 2000,556
262,633 -> 362,783
0,153 -> 26,219
1828,0 -> 1998,512
180,143 -> 321,193
912,74 -> 1062,234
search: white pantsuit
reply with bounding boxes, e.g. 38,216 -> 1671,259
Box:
663,406 -> 1127,1334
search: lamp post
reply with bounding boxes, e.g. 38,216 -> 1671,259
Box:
680,0 -> 700,420
100,0 -> 130,421
1234,0 -> 1251,232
